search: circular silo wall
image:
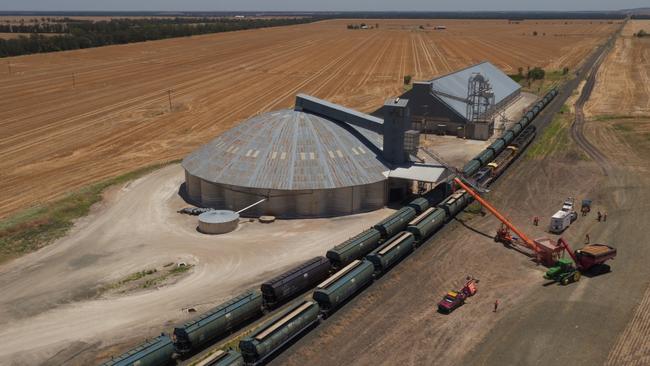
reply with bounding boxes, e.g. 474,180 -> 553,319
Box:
181,109 -> 389,218
184,177 -> 386,218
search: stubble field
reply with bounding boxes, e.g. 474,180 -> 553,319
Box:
585,20 -> 650,117
0,19 -> 618,218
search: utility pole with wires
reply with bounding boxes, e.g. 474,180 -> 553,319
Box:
168,89 -> 173,112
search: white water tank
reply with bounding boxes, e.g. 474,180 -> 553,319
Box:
198,210 -> 239,234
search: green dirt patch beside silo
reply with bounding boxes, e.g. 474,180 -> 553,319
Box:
0,160 -> 179,264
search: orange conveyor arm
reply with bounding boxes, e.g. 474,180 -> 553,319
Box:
453,177 -> 540,254
557,238 -> 581,269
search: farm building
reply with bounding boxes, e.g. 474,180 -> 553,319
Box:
182,95 -> 449,218
401,61 -> 521,140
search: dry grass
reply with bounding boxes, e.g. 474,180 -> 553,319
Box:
0,160 -> 178,264
526,104 -> 573,158
586,20 -> 650,118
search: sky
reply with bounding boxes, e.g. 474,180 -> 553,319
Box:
0,0 -> 647,12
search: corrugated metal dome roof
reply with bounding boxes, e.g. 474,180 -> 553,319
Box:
182,109 -> 390,190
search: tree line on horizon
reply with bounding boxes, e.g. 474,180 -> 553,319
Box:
0,17 -> 317,58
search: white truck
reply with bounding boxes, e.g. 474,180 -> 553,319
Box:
561,198 -> 575,213
550,198 -> 578,233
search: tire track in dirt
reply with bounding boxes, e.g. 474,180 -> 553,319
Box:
355,37 -> 392,89
410,36 -> 422,78
428,36 -> 451,73
571,32 -> 617,176
417,33 -> 438,75
259,33 -> 381,110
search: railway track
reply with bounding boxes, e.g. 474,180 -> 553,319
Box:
569,27 -> 622,176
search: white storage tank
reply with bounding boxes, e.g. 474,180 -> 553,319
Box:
198,210 -> 239,234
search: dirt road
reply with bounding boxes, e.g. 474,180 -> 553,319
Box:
571,27 -> 617,175
0,164 -> 393,365
0,19 -> 617,219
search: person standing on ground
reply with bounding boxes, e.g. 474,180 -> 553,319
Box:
533,216 -> 539,226
597,211 -> 602,222
493,299 -> 499,312
585,233 -> 590,244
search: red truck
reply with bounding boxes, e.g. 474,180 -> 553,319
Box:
438,278 -> 479,314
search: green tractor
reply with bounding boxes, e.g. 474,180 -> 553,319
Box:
544,258 -> 582,285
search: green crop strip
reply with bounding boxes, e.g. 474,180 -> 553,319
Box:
0,160 -> 180,264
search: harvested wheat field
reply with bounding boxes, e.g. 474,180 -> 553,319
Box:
0,19 -> 618,218
585,20 -> 650,117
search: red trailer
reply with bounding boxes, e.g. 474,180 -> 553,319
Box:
545,240 -> 616,284
572,243 -> 617,273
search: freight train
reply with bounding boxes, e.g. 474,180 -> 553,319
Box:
102,88 -> 557,366
101,195 -> 467,366
462,89 -> 558,178
473,125 -> 537,186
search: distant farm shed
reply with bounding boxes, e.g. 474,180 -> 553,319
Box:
401,61 -> 521,140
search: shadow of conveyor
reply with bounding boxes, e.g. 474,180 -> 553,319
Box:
454,217 -> 539,263
453,217 -> 494,240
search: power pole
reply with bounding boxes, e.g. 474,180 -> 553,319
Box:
168,89 -> 173,111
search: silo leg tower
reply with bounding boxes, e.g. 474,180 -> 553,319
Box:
382,98 -> 410,165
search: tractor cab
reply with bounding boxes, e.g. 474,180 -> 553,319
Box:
544,258 -> 580,285
545,258 -> 575,276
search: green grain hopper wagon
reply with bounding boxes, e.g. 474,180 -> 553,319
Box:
437,190 -> 470,217
239,300 -> 320,365
374,206 -> 418,238
196,349 -> 244,366
172,290 -> 263,356
366,231 -> 415,273
407,197 -> 430,214
102,334 -> 175,366
406,207 -> 447,243
312,259 -> 374,315
326,228 -> 382,269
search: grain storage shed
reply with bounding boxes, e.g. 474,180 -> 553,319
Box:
183,97 -> 386,218
401,61 -> 521,140
183,94 -> 450,218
